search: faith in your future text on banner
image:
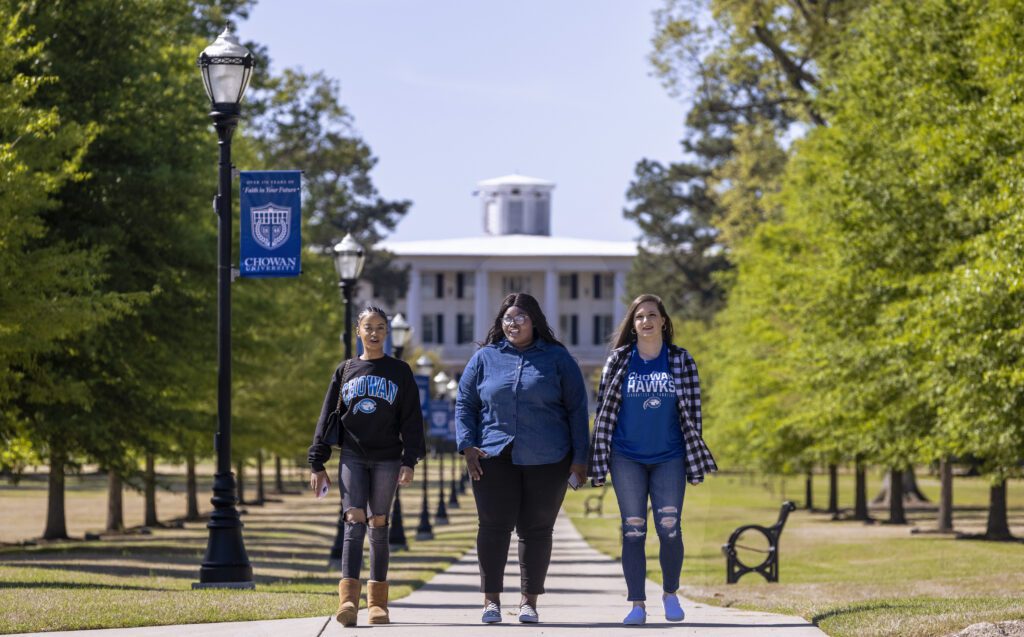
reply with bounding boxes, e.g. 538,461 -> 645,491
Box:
239,170 -> 302,278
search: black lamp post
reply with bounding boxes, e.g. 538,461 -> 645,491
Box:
194,27 -> 255,590
415,356 -> 434,540
332,233 -> 366,360
445,378 -> 460,509
327,233 -> 366,569
388,313 -> 411,551
432,371 -> 450,525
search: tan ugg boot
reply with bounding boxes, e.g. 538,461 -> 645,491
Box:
335,578 -> 361,626
367,580 -> 390,624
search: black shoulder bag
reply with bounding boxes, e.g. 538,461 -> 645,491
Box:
321,359 -> 354,449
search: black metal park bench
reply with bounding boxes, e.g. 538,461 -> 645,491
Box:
722,501 -> 796,584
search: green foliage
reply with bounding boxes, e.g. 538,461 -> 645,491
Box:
702,0 -> 1024,485
628,0 -> 868,319
0,3 -> 137,439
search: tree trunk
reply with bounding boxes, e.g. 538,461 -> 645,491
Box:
871,466 -> 930,507
985,479 -> 1012,540
144,453 -> 158,527
853,459 -> 869,521
828,464 -> 839,514
804,469 -> 814,510
255,451 -> 266,505
236,458 -> 246,505
106,469 -> 124,532
937,458 -> 953,533
274,454 -> 285,493
185,451 -> 200,521
887,467 -> 907,524
43,446 -> 68,540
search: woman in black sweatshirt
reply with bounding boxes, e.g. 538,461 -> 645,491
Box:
309,306 -> 425,627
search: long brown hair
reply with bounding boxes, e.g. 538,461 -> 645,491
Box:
609,294 -> 674,349
483,293 -> 564,348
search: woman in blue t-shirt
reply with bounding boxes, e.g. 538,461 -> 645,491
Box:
587,294 -> 717,626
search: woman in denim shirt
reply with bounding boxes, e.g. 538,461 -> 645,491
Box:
456,292 -> 589,625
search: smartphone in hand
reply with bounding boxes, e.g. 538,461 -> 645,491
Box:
567,472 -> 581,490
317,482 -> 330,499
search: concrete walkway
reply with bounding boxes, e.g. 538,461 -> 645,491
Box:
15,514 -> 827,636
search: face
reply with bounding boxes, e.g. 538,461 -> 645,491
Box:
358,313 -> 388,354
501,306 -> 534,349
633,301 -> 665,341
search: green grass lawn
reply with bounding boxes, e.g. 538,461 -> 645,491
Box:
564,470 -> 1024,637
0,459 -> 477,634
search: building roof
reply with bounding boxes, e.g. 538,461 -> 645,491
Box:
378,234 -> 637,258
476,174 -> 556,188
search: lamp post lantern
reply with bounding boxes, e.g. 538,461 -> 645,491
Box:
194,27 -> 255,589
390,313 -> 410,361
327,233 -> 366,568
415,356 -> 435,540
388,313 -> 411,551
332,233 -> 366,360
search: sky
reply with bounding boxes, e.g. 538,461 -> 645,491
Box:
240,0 -> 687,243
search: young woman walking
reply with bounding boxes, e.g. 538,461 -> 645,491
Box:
456,292 -> 589,625
309,306 -> 425,626
588,294 -> 717,625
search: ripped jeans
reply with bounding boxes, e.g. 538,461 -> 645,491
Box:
609,451 -> 686,601
339,449 -> 402,581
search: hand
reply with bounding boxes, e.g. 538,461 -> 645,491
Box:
398,466 -> 414,487
569,463 -> 587,488
464,447 -> 489,480
592,479 -> 606,487
310,470 -> 330,497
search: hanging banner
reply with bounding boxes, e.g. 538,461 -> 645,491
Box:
239,170 -> 302,278
429,402 -> 451,439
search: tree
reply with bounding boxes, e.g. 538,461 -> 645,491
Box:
17,0 -> 229,537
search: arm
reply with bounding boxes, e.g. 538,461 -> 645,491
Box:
559,351 -> 590,467
587,351 -> 620,483
307,365 -> 341,473
681,351 -> 703,436
455,353 -> 482,453
397,363 -> 426,469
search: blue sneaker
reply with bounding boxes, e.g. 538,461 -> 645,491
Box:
518,603 -> 539,623
481,602 -> 502,624
623,606 -> 647,625
663,595 -> 685,622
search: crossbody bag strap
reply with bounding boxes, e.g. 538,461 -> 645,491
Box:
337,358 -> 354,411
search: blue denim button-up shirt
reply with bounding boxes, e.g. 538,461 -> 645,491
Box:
456,338 -> 589,466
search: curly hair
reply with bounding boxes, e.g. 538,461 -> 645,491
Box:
482,293 -> 564,349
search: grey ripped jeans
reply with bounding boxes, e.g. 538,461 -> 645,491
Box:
339,449 -> 402,581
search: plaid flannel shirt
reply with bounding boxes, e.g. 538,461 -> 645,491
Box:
587,343 -> 718,484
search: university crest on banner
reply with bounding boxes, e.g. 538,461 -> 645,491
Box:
251,203 -> 291,250
239,171 -> 302,278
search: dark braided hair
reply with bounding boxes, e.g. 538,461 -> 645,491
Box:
483,293 -> 565,348
357,305 -> 389,324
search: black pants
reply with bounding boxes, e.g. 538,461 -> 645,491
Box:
472,445 -> 570,595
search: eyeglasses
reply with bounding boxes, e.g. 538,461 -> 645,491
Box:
502,315 -> 529,326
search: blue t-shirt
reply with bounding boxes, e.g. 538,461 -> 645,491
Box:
612,343 -> 684,463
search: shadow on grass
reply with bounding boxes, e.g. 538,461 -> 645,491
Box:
0,581 -> 167,592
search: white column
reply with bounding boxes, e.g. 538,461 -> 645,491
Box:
544,267 -> 559,329
614,269 -> 627,315
407,265 -> 422,346
474,268 -> 489,341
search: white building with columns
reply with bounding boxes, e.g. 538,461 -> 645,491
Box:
374,174 -> 636,392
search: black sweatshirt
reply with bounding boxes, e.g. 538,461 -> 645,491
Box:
308,355 -> 426,472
